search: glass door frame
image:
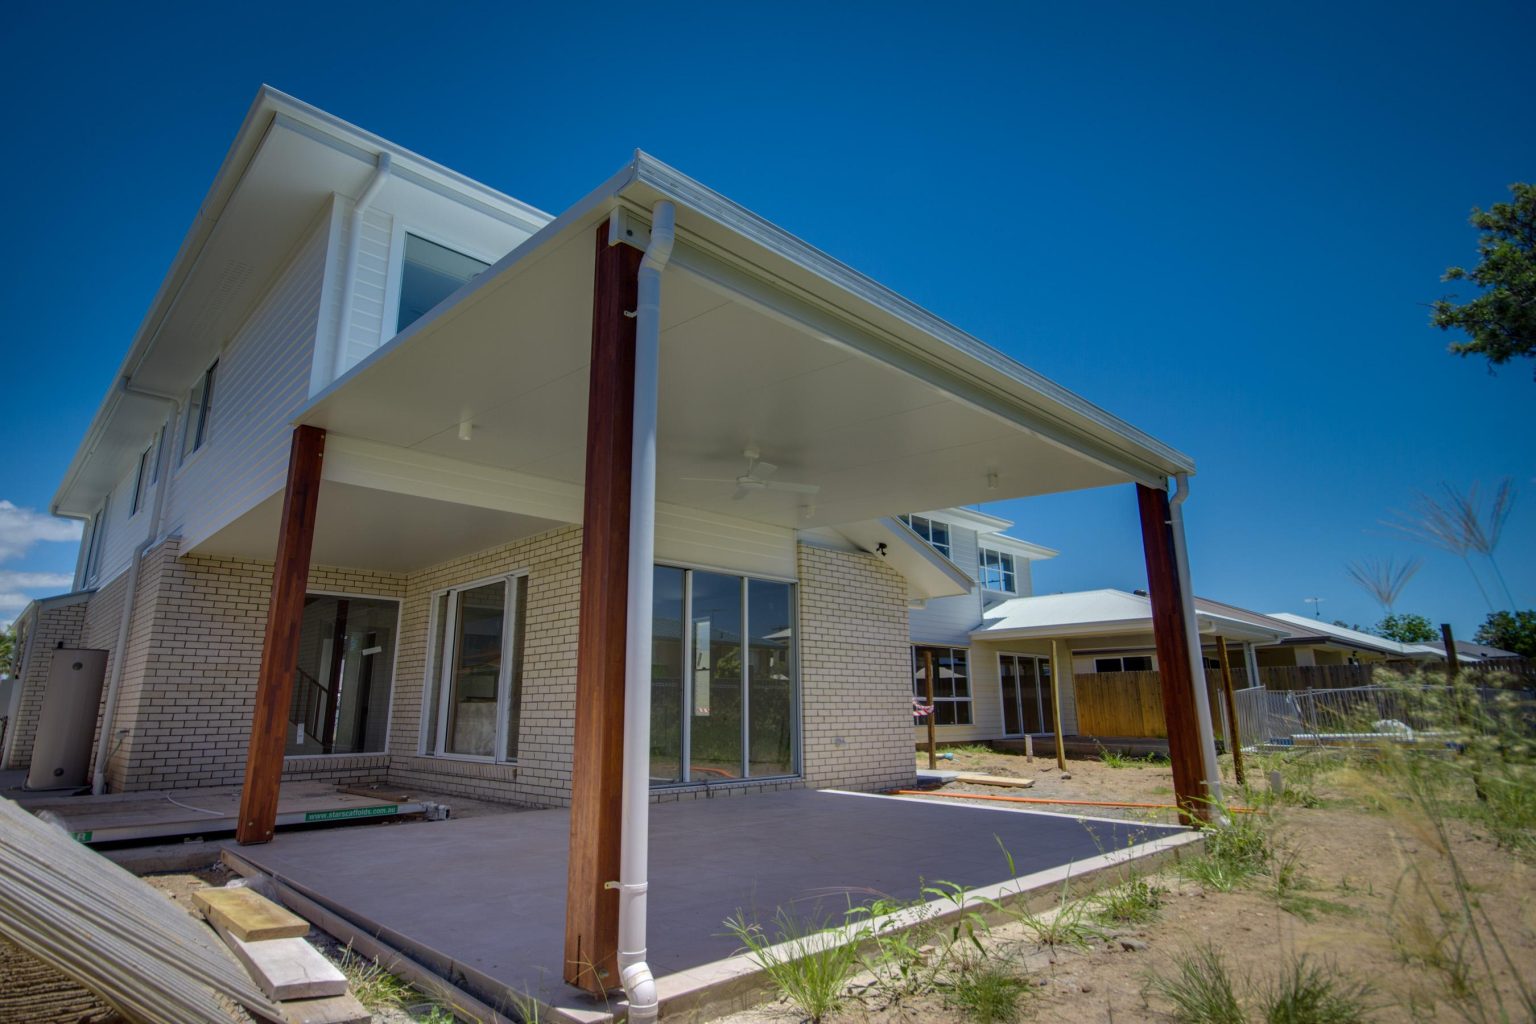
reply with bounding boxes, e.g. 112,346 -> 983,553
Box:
422,570 -> 526,763
998,651 -> 1052,736
655,562 -> 801,786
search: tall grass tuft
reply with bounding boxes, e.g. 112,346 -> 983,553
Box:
725,907 -> 860,1023
1145,944 -> 1246,1024
1260,957 -> 1372,1024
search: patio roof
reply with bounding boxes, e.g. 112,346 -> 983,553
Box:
292,151 -> 1195,552
972,588 -> 1290,644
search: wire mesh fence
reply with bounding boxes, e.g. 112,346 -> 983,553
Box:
1233,683 -> 1536,749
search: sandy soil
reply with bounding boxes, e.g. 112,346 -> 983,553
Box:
714,746 -> 1536,1023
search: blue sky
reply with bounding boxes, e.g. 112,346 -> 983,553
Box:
1,2 -> 1531,634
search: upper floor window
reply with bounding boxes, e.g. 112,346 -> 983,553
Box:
181,361 -> 217,463
397,234 -> 490,333
129,442 -> 154,516
979,548 -> 1017,593
83,498 -> 109,582
899,514 -> 951,559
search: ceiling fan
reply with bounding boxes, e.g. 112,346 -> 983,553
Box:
683,448 -> 821,501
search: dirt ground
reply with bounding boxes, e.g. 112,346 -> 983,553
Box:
713,745 -> 1536,1023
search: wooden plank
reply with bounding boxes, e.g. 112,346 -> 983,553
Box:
564,222 -> 643,995
238,425 -> 326,846
192,887 -> 309,942
279,992 -> 369,1024
215,931 -> 347,1000
1136,483 -> 1210,825
953,773 -> 1035,789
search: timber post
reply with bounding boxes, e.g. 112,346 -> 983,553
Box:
1049,639 -> 1067,772
237,424 -> 325,845
1136,482 -> 1214,825
924,649 -> 937,769
564,222 -> 643,994
1216,636 -> 1245,788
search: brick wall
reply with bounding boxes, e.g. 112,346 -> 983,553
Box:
3,600 -> 88,771
797,544 -> 918,792
107,540 -> 405,791
386,525 -> 583,806
25,529 -> 918,805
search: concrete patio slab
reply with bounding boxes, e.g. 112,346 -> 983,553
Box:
224,788 -> 1190,1021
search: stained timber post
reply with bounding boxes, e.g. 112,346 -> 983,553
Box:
237,424 -> 325,845
564,222 -> 643,994
1137,482 -> 1215,825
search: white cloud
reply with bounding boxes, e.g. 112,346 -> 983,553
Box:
0,572 -> 76,626
0,500 -> 82,562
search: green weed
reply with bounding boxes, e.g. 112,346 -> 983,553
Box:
946,956 -> 1028,1023
1145,944 -> 1246,1024
1260,957 -> 1372,1024
725,907 -> 860,1023
333,943 -> 414,1010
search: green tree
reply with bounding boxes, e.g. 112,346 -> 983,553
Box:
1375,613 -> 1438,644
1474,610 -> 1536,658
1432,182 -> 1536,378
0,624 -> 15,679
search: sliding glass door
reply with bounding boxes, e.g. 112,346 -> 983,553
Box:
286,594 -> 399,756
649,567 -> 797,785
999,653 -> 1054,735
422,575 -> 527,761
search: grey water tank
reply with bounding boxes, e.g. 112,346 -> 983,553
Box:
26,648 -> 108,791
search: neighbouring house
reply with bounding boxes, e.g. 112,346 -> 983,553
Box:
3,86 -> 1214,843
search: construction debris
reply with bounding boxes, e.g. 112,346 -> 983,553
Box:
194,886 -> 310,942
0,795 -> 281,1023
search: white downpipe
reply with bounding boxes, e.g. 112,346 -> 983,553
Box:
330,153 -> 393,382
1243,641 -> 1262,691
92,382 -> 180,795
1168,473 -> 1224,812
615,201 -> 674,1024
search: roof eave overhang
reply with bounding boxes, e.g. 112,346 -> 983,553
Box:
52,86 -> 554,517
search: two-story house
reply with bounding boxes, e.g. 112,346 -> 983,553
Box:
4,87 -> 1210,833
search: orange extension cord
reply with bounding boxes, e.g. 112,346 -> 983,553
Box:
887,789 -> 1262,814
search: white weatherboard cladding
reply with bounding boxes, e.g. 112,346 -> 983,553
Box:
908,522 -> 981,646
344,206 -> 393,372
164,218 -> 327,552
83,449 -> 161,588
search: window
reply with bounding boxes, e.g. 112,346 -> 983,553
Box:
181,362 -> 217,462
287,595 -> 399,756
650,566 -> 797,785
130,443 -> 153,516
1094,656 -> 1153,673
899,514 -> 952,559
422,575 -> 527,760
912,645 -> 971,726
978,548 -> 1017,593
397,234 -> 490,333
83,498 -> 109,582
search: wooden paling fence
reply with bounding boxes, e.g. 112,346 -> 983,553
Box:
1075,670 -> 1242,740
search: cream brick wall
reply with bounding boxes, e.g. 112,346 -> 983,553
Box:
106,539 -> 405,791
3,601 -> 88,771
386,525 -> 583,806
23,527 -> 918,805
797,544 -> 918,792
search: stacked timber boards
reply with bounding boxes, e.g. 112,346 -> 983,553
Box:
192,885 -> 367,1024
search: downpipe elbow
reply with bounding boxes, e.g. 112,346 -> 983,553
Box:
620,959 -> 659,1023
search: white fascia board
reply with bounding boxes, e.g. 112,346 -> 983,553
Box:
626,153 -> 1195,486
836,518 -> 973,599
977,533 -> 1059,561
910,506 -> 1014,534
973,617 -> 1153,641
